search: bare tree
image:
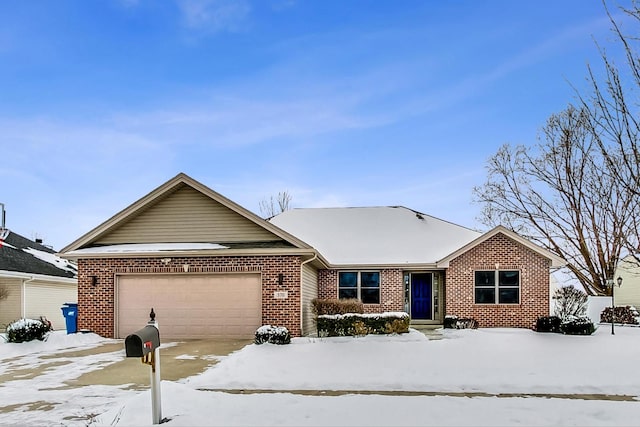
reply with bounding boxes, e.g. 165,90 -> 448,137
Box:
259,191 -> 292,218
474,106 -> 637,295
576,1 -> 640,262
475,1 -> 640,295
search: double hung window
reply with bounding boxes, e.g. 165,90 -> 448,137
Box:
338,271 -> 380,304
474,270 -> 520,304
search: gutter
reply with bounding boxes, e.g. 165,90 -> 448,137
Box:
0,270 -> 77,284
21,276 -> 36,319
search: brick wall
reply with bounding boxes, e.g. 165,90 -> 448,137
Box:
318,268 -> 404,313
445,233 -> 551,328
77,255 -> 302,338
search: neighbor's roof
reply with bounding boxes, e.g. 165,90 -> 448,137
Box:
269,206 -> 482,266
0,229 -> 77,279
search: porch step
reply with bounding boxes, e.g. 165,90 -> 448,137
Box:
410,322 -> 444,340
410,321 -> 442,328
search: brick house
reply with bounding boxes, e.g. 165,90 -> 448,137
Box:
271,207 -> 565,330
60,173 -> 564,339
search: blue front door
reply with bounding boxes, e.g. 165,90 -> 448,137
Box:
411,273 -> 433,320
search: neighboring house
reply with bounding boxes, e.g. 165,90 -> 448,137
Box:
0,229 -> 78,331
59,173 -> 565,339
614,255 -> 640,309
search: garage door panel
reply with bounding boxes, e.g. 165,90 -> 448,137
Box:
25,283 -> 77,331
117,273 -> 261,339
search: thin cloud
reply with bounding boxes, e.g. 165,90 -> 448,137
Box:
105,86 -> 394,148
176,0 -> 251,34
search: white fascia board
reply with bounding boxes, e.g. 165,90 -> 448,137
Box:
325,263 -> 439,270
0,270 -> 77,284
436,226 -> 566,268
61,248 -> 319,261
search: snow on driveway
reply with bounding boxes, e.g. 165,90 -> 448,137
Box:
2,327 -> 640,426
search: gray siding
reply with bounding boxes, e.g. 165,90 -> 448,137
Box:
301,263 -> 318,336
97,185 -> 280,244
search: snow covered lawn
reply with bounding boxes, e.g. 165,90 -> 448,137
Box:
3,326 -> 640,426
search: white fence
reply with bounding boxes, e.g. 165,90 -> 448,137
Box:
587,296 -> 610,324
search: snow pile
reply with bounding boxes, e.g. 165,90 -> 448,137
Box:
187,328 -> 640,396
0,330 -> 111,360
318,311 -> 409,320
5,327 -> 640,426
99,327 -> 640,426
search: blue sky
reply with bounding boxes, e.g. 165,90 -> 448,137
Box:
0,0 -> 626,250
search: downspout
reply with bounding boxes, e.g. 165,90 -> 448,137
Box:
300,253 -> 318,336
22,277 -> 36,319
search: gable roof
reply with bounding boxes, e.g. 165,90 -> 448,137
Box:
60,173 -> 313,257
436,225 -> 566,268
0,229 -> 77,279
269,206 -> 482,266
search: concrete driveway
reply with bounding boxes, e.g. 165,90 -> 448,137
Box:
63,338 -> 252,390
0,336 -> 252,425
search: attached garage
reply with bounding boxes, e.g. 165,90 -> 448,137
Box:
60,173 -> 326,338
0,276 -> 77,332
116,273 -> 262,339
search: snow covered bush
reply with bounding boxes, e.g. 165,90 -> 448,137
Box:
534,316 -> 562,333
600,306 -> 640,325
443,315 -> 478,329
560,316 -> 595,335
384,318 -> 410,334
311,298 -> 364,315
6,317 -> 52,343
553,285 -> 588,320
255,325 -> 291,345
316,312 -> 409,337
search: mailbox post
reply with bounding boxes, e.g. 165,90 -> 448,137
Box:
125,309 -> 162,424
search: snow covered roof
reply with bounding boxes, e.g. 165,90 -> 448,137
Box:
65,243 -> 229,257
0,230 -> 77,279
269,207 -> 482,266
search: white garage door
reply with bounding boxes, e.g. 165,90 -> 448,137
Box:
116,273 -> 262,339
25,283 -> 77,331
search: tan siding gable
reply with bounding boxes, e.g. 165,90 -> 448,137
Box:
97,185 -> 281,244
301,263 -> 318,336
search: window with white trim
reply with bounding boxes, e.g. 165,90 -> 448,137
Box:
338,271 -> 380,304
474,270 -> 520,304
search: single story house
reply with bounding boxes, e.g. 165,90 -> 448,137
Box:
270,206 -> 565,328
0,229 -> 78,330
60,173 -> 565,339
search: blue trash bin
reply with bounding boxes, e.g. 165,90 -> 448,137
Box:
61,303 -> 78,334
